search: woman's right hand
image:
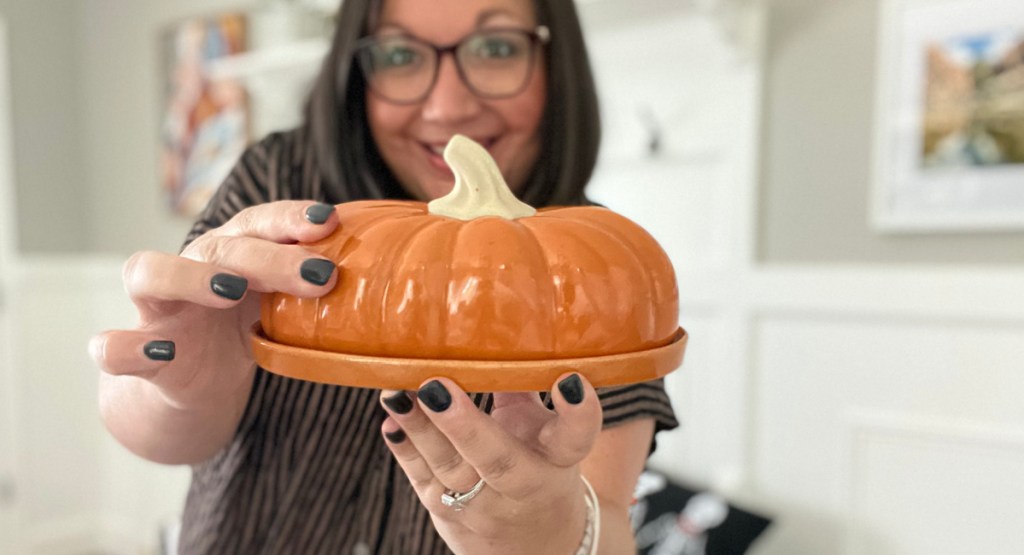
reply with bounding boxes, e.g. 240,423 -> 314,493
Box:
89,201 -> 341,410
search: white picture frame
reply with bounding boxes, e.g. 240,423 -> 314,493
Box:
872,0 -> 1024,232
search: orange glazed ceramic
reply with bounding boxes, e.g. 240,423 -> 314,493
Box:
253,135 -> 686,391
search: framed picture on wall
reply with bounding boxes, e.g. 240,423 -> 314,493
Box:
872,0 -> 1024,232
160,13 -> 251,218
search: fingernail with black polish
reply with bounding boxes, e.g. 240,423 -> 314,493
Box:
300,259 -> 335,286
384,429 -> 406,444
383,391 -> 414,415
418,380 -> 452,413
305,203 -> 334,224
211,273 -> 248,300
558,374 -> 584,405
143,340 -> 175,361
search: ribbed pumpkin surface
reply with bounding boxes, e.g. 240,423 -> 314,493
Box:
261,200 -> 679,361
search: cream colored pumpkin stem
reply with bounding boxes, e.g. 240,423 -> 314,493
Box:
427,134 -> 537,221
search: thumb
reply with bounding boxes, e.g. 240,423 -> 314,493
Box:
537,373 -> 603,467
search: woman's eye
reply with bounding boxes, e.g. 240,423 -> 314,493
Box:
378,46 -> 418,67
471,37 -> 521,59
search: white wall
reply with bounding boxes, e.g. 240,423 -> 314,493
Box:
760,0 -> 1024,264
78,0 -> 263,256
0,0 -> 88,254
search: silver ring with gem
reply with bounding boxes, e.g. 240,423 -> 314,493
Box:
440,478 -> 485,511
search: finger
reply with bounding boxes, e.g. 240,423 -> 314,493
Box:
89,330 -> 176,377
123,251 -> 250,308
537,373 -> 603,467
491,391 -> 546,411
381,418 -> 433,489
415,379 -> 540,498
380,388 -> 482,493
181,235 -> 337,296
210,201 -> 339,244
490,392 -> 551,440
382,418 -> 479,525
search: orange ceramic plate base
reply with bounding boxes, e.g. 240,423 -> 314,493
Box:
251,324 -> 688,392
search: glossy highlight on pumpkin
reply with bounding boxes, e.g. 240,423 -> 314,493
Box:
260,201 -> 680,362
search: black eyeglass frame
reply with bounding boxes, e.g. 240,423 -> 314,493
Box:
354,25 -> 552,105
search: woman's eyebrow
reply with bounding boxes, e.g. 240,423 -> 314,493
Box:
373,22 -> 410,35
373,10 -> 523,38
477,9 -> 520,26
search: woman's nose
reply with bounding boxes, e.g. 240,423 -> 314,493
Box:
421,54 -> 483,123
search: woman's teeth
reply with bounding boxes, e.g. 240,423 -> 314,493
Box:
426,139 -> 494,156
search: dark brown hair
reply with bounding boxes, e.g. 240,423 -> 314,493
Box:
302,0 -> 601,207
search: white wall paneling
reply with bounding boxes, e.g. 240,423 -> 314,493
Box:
845,411 -> 1024,555
640,264 -> 1024,555
749,293 -> 1024,554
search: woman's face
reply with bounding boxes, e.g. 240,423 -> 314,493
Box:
365,0 -> 547,201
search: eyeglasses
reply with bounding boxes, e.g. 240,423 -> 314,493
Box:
355,26 -> 550,104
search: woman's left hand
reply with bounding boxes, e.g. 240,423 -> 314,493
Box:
379,372 -> 602,554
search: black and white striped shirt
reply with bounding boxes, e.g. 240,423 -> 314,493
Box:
178,130 -> 679,554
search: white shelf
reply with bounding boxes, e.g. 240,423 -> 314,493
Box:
204,38 -> 329,82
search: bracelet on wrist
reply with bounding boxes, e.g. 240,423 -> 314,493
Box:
573,475 -> 600,555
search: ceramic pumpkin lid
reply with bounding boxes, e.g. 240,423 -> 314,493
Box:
252,135 -> 687,392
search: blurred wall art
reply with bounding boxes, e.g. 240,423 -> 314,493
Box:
160,13 -> 250,218
873,0 -> 1024,231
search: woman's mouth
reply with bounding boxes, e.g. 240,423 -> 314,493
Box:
420,137 -> 497,173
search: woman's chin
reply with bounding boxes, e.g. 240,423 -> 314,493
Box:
406,178 -> 454,202
426,184 -> 455,201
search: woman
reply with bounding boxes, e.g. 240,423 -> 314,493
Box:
90,0 -> 678,552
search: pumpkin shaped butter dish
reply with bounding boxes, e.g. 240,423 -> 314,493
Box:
252,135 -> 687,392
